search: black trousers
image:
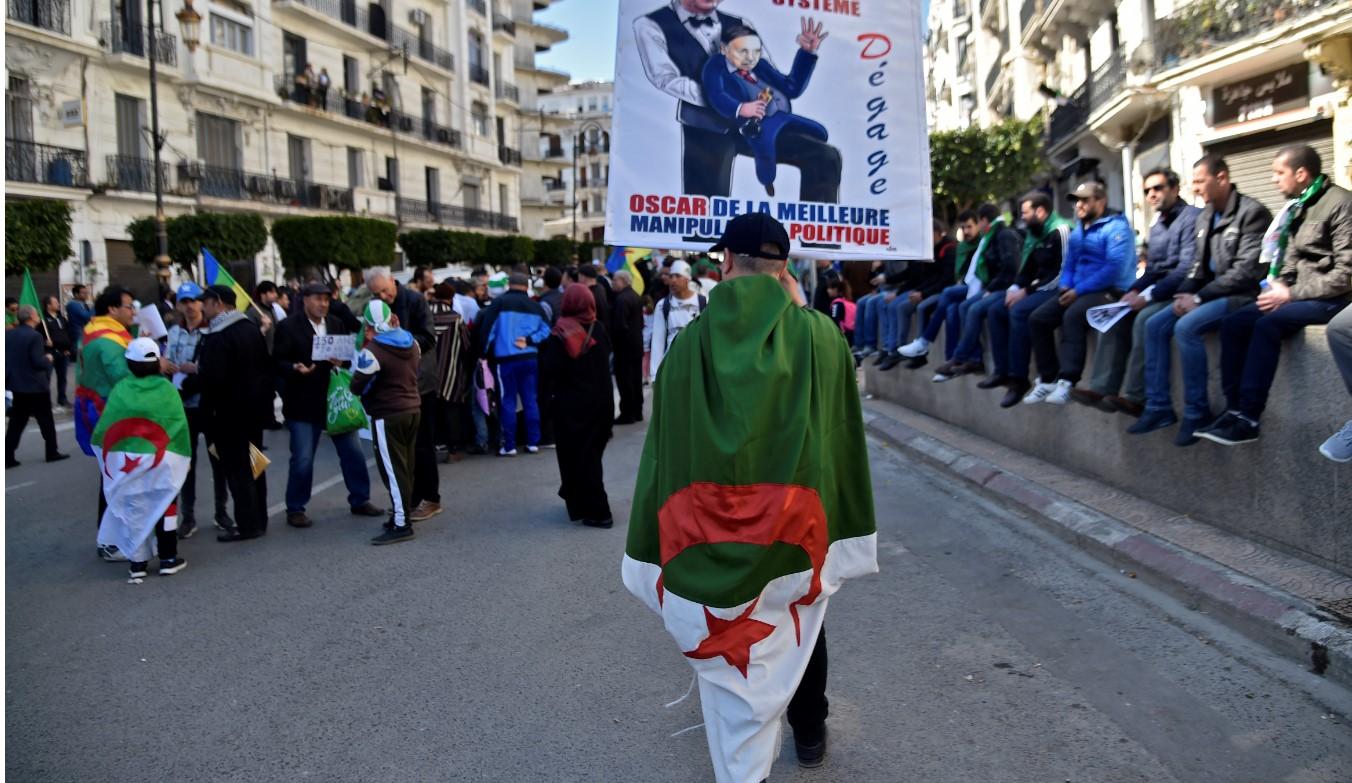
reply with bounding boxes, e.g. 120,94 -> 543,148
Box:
412,393 -> 441,505
555,422 -> 612,522
1028,291 -> 1118,384
682,125 -> 842,203
786,627 -> 829,743
215,426 -> 267,536
129,516 -> 178,566
614,348 -> 644,422
52,352 -> 70,404
7,390 -> 59,460
182,407 -> 228,522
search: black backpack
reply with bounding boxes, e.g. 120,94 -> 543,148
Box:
662,293 -> 707,324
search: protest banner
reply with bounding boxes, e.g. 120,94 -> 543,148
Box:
312,334 -> 355,363
606,0 -> 930,260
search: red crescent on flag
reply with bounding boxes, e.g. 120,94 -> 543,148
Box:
657,483 -> 829,651
100,418 -> 171,478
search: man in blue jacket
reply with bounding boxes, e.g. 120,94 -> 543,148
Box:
475,273 -> 552,456
1025,181 -> 1136,405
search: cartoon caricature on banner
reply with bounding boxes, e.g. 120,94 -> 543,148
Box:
606,0 -> 931,260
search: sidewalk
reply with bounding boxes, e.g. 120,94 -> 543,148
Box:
861,396 -> 1352,690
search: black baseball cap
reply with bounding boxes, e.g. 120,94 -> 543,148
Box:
710,213 -> 790,261
201,284 -> 237,306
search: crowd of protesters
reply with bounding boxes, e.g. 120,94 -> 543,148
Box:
842,144 -> 1352,461
6,245 -> 740,579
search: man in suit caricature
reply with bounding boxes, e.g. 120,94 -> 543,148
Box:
701,20 -> 830,197
634,1 -> 841,203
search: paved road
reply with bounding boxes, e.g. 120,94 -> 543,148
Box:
6,412 -> 1351,782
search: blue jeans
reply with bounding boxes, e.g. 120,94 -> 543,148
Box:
1143,297 -> 1235,420
988,289 -> 1055,381
920,284 -> 971,356
496,359 -> 541,451
1220,300 -> 1347,420
882,293 -> 921,351
853,292 -> 885,350
952,291 -> 1006,364
285,419 -> 371,514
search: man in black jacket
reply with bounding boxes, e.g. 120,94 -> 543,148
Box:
42,295 -> 73,406
985,192 -> 1070,404
274,283 -> 383,528
934,203 -> 1023,381
578,264 -> 612,334
876,221 -> 958,370
612,270 -> 646,423
6,306 -> 68,466
197,285 -> 273,541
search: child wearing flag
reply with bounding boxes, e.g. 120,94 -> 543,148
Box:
93,338 -> 191,582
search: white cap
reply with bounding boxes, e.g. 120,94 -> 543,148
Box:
669,260 -> 692,279
124,336 -> 162,361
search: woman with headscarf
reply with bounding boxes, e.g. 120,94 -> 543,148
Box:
539,284 -> 614,528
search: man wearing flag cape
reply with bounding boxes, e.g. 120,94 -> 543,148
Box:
623,213 -> 877,781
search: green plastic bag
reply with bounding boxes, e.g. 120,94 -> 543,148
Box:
326,369 -> 367,435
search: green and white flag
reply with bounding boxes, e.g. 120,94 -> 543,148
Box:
623,274 -> 877,783
93,375 -> 191,559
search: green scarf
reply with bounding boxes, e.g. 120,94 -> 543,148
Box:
954,239 -> 977,280
1017,212 -> 1071,275
961,217 -> 1005,285
1274,174 -> 1327,277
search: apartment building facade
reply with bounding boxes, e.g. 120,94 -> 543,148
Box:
5,0 -> 570,300
924,0 -> 1351,231
533,79 -> 609,243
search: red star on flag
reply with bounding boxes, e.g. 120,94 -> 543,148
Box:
119,455 -> 144,474
684,599 -> 775,678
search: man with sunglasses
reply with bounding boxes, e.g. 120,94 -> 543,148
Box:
1083,168 -> 1200,416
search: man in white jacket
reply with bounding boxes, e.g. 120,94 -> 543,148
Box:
648,260 -> 707,382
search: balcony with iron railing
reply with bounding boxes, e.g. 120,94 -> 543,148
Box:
1154,0 -> 1339,71
105,154 -> 169,192
7,0 -> 71,35
495,82 -> 519,102
99,20 -> 177,66
1086,50 -> 1126,113
191,163 -> 355,211
469,64 -> 491,86
282,0 -> 453,72
492,13 -> 515,35
498,146 -> 522,166
272,78 -> 463,149
6,138 -> 88,187
397,196 -> 518,231
1046,82 -> 1088,148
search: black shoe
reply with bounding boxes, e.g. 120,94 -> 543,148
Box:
371,525 -> 415,545
5,459 -> 19,469
1126,408 -> 1178,435
214,512 -> 234,532
877,352 -> 903,371
1000,380 -> 1030,408
45,452 -> 70,463
177,517 -> 198,540
158,557 -> 188,575
350,502 -> 385,517
217,529 -> 261,543
582,518 -> 614,529
872,351 -> 891,366
614,416 -> 638,425
904,355 -> 928,370
287,512 -> 313,528
794,726 -> 827,768
1173,413 -> 1213,447
1195,411 -> 1260,446
467,445 -> 488,456
977,374 -> 1009,390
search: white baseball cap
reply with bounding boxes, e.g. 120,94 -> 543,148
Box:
669,260 -> 692,279
124,336 -> 162,361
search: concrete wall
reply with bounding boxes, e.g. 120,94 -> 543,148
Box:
865,328 -> 1352,576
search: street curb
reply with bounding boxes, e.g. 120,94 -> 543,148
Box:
862,406 -> 1352,691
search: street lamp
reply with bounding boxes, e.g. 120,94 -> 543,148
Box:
147,0 -> 202,290
571,118 -> 605,244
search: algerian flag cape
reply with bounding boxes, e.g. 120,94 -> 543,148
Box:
93,375 -> 191,559
623,274 -> 877,783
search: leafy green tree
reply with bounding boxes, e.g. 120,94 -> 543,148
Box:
128,212 -> 267,271
930,116 -> 1047,225
533,237 -> 576,267
271,216 -> 396,276
480,235 -> 535,267
5,200 -> 73,273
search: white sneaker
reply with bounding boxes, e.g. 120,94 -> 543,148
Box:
1044,379 -> 1074,405
899,338 -> 930,358
498,448 -> 518,457
525,445 -> 540,454
1319,420 -> 1352,463
1022,382 -> 1057,404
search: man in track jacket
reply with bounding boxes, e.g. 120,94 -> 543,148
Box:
476,273 -> 552,456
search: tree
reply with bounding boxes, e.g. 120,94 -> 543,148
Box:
5,200 -> 73,274
480,235 -> 535,268
533,237 -> 576,267
128,212 -> 267,271
930,116 -> 1047,225
271,216 -> 396,276
398,229 -> 488,268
